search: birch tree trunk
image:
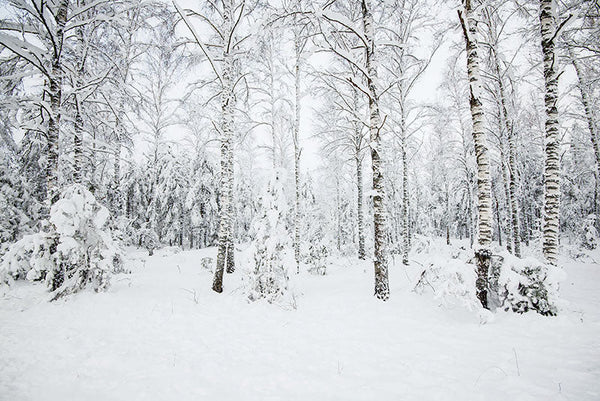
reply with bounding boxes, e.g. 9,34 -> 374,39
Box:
491,48 -> 521,257
356,155 -> 365,259
293,21 -> 302,275
352,86 -> 366,260
226,191 -> 235,273
507,123 -> 521,256
539,0 -> 561,266
212,0 -> 236,293
46,0 -> 70,291
111,93 -> 127,217
459,0 -> 492,309
570,50 -> 600,225
72,0 -> 86,185
395,62 -> 410,265
401,118 -> 410,265
46,0 -> 70,209
112,139 -> 123,215
73,101 -> 84,184
500,147 -> 512,252
362,0 -> 389,301
485,7 -> 521,257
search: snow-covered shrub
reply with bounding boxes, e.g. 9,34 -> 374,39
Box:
306,241 -> 329,276
201,257 -> 213,272
141,226 -> 159,256
247,170 -> 291,303
413,239 -> 479,309
412,241 -> 563,316
0,150 -> 42,252
580,215 -> 599,250
0,232 -> 54,283
0,184 -> 123,299
411,235 -> 432,255
414,258 -> 480,310
498,254 -> 563,316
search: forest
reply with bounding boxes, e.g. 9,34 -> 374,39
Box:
0,0 -> 599,400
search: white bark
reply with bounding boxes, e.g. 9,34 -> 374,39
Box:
293,19 -> 302,275
570,49 -> 600,225
539,0 -> 561,266
459,0 -> 492,308
485,9 -> 521,258
213,0 -> 237,292
362,0 -> 389,301
353,86 -> 366,260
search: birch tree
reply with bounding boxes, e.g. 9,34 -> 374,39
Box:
458,0 -> 493,308
361,0 -> 389,300
101,1 -> 150,218
381,0 -> 440,265
563,0 -> 600,229
0,0 -> 70,210
312,0 -> 390,299
314,59 -> 368,260
174,0 -> 247,292
539,0 -> 563,265
481,3 -> 521,257
290,1 -> 306,275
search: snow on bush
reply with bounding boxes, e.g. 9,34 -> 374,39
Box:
580,215 -> 599,251
498,253 -> 563,316
413,239 -> 563,316
0,184 -> 123,300
413,244 -> 480,310
305,241 -> 329,276
140,225 -> 160,256
247,170 -> 291,303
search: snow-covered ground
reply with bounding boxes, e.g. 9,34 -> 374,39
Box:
1,244 -> 599,401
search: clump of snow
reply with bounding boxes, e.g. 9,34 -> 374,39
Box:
580,215 -> 599,251
498,252 -> 564,316
155,246 -> 182,258
0,232 -> 54,284
140,225 -> 160,256
246,169 -> 291,303
305,241 -> 329,276
0,184 -> 123,300
412,238 -> 564,316
200,256 -> 214,272
413,241 -> 480,310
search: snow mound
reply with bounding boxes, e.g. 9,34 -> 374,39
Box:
0,184 -> 123,300
412,237 -> 564,316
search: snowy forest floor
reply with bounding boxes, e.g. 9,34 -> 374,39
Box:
1,241 -> 599,401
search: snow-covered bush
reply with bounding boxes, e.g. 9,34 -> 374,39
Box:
498,254 -> 563,316
0,150 -> 42,252
414,258 -> 480,310
411,235 -> 433,255
0,232 -> 54,283
413,240 -> 563,316
141,226 -> 160,256
201,257 -> 213,272
0,184 -> 123,299
247,170 -> 291,303
305,241 -> 329,276
580,215 -> 599,250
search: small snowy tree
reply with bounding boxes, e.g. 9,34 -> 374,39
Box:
0,184 -> 122,300
247,169 -> 291,303
580,215 -> 599,250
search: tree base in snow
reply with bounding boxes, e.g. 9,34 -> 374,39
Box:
475,248 -> 492,309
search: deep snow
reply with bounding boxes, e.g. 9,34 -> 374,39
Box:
1,244 -> 599,401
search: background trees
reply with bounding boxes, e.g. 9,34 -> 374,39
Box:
0,0 -> 597,301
